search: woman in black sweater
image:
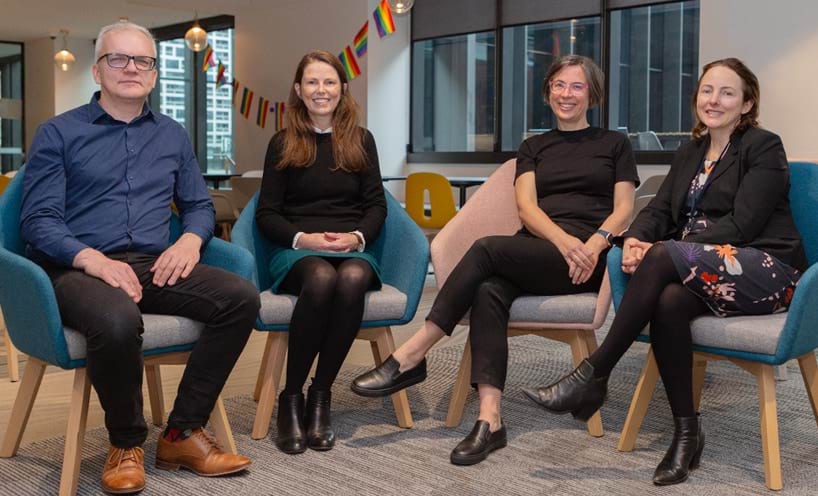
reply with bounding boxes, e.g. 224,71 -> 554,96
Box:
524,58 -> 806,485
255,50 -> 386,455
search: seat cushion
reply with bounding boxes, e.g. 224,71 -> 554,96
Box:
259,284 -> 408,326
641,313 -> 787,355
65,314 -> 204,361
459,292 -> 599,326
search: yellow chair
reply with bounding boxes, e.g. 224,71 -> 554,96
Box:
405,172 -> 457,230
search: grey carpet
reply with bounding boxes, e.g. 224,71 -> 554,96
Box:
2,335 -> 818,495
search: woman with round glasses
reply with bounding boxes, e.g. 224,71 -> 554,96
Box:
352,55 -> 638,465
524,58 -> 805,485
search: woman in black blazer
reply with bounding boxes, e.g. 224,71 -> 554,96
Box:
524,58 -> 806,486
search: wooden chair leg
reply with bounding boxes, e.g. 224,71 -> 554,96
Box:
252,332 -> 288,439
692,357 -> 708,412
618,347 -> 660,451
145,364 -> 165,426
797,352 -> 818,429
209,396 -> 237,455
445,338 -> 472,428
1,309 -> 20,382
753,363 -> 783,491
59,369 -> 92,496
0,358 -> 47,457
370,327 -> 413,428
568,331 -> 603,437
254,331 -> 275,402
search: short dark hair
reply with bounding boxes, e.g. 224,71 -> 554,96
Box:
691,58 -> 760,140
541,55 -> 605,107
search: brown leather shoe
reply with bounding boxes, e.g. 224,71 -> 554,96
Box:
155,427 -> 251,476
101,445 -> 145,494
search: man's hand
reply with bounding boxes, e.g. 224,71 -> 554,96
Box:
150,233 -> 203,287
73,248 -> 143,302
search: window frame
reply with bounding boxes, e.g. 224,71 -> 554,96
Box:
149,15 -> 234,172
0,39 -> 25,173
407,0 -> 695,165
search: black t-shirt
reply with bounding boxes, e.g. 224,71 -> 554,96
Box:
515,126 -> 639,240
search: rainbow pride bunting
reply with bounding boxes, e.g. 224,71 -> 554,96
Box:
216,61 -> 227,88
339,46 -> 361,80
353,21 -> 368,58
372,0 -> 395,38
232,79 -> 239,104
240,88 -> 254,119
202,45 -> 216,72
256,97 -> 270,128
273,102 -> 285,131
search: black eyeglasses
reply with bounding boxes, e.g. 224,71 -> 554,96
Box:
97,53 -> 157,71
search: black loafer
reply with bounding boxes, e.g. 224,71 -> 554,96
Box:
450,420 -> 507,466
350,355 -> 427,397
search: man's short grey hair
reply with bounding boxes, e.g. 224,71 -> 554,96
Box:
94,21 -> 157,61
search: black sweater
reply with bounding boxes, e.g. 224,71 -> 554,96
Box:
255,129 -> 387,248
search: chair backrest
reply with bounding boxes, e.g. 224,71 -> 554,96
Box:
637,131 -> 663,150
0,165 -> 26,255
635,174 -> 666,197
229,176 -> 262,210
241,169 -> 264,178
788,161 -> 818,266
431,160 -> 520,289
209,189 -> 240,223
632,194 -> 655,222
405,172 -> 457,229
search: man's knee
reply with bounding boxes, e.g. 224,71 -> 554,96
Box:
84,303 -> 144,351
220,273 -> 261,318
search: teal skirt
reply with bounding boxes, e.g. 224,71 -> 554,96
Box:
268,245 -> 383,294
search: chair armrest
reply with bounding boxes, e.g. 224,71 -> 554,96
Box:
774,263 -> 818,361
0,247 -> 71,368
606,246 -> 631,311
201,237 -> 256,283
371,192 -> 429,323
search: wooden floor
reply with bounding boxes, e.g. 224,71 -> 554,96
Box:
0,279 -> 467,446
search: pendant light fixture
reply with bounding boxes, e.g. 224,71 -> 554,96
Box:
184,12 -> 208,52
387,0 -> 415,15
53,29 -> 76,72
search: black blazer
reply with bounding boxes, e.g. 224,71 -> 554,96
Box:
625,127 -> 807,271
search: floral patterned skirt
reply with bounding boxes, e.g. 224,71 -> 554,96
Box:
663,240 -> 801,317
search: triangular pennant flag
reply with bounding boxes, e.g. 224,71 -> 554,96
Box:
232,79 -> 239,104
202,45 -> 216,72
338,46 -> 361,80
216,61 -> 227,88
373,0 -> 395,38
354,21 -> 368,58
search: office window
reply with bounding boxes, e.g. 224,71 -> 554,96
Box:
409,0 -> 699,161
151,18 -> 234,173
411,32 -> 496,152
501,17 -> 600,151
0,41 -> 24,173
608,1 -> 700,151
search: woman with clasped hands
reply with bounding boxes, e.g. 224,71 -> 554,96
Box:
352,55 -> 638,465
255,50 -> 387,455
524,58 -> 806,486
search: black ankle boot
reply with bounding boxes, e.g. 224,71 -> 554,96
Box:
305,386 -> 335,451
521,359 -> 609,421
653,415 -> 704,485
276,392 -> 307,454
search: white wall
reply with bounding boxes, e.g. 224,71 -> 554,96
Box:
232,0 -> 371,173
54,36 -> 97,115
700,0 -> 818,161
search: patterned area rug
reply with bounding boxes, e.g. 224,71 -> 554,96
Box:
2,335 -> 818,495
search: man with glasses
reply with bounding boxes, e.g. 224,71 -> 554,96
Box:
20,22 -> 258,494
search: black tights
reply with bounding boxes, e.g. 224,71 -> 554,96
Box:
587,243 -> 708,417
280,256 -> 377,393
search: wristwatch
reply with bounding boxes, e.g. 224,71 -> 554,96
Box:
595,229 -> 613,247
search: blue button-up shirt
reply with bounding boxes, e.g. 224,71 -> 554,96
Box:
21,92 -> 215,267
